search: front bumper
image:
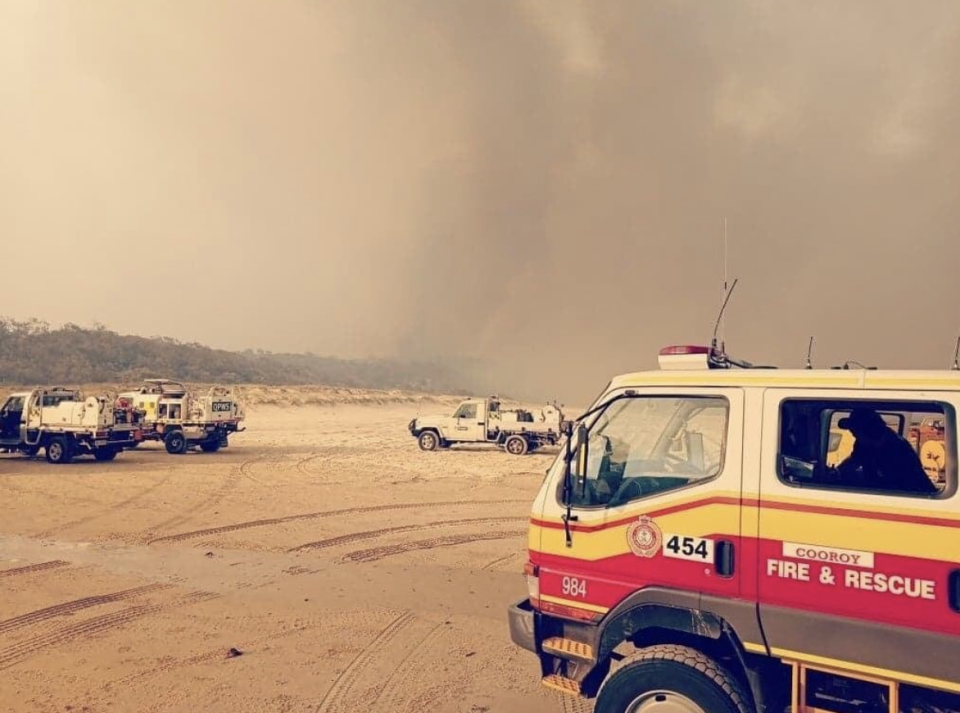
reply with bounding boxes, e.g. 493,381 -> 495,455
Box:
408,419 -> 419,436
508,598 -> 538,653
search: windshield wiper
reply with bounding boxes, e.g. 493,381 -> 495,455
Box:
561,422 -> 577,547
559,390 -> 640,547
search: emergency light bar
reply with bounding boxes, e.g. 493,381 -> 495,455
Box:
659,345 -> 712,356
658,345 -> 759,370
658,346 -> 715,370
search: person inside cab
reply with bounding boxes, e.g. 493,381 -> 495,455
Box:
832,408 -> 938,495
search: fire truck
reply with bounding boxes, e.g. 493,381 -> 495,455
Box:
509,345 -> 960,713
118,380 -> 244,454
0,387 -> 140,463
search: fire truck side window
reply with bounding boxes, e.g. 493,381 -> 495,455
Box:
567,396 -> 728,508
778,399 -> 953,497
455,404 -> 477,420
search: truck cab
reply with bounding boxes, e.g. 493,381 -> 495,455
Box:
509,345 -> 960,713
0,393 -> 29,444
446,397 -> 492,443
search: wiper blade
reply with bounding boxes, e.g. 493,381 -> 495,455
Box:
561,427 -> 577,547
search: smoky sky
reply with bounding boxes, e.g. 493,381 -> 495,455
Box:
2,1 -> 960,403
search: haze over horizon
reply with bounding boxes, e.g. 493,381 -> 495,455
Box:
3,1 -> 960,403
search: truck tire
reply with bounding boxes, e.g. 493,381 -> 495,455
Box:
504,435 -> 529,456
596,645 -> 752,713
418,431 -> 440,451
45,437 -> 74,465
94,447 -> 119,462
200,439 -> 221,453
164,430 -> 188,455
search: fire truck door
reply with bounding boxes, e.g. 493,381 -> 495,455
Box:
756,388 -> 960,684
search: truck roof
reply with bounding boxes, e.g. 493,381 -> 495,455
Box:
610,368 -> 960,392
604,345 -> 960,392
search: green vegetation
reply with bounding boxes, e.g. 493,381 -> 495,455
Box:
0,318 -> 480,393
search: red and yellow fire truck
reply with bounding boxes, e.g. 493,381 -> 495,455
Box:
509,345 -> 960,713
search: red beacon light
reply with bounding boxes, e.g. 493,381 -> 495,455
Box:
659,345 -> 713,357
658,345 -> 715,370
658,344 -> 761,370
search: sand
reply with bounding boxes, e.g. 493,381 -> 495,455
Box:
0,401 -> 590,713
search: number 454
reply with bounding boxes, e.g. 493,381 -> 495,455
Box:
665,535 -> 711,560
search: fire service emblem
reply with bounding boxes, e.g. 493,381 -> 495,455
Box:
626,516 -> 662,558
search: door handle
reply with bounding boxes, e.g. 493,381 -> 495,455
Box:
715,540 -> 735,578
950,570 -> 960,613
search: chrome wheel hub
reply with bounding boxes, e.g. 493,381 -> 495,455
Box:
627,691 -> 705,713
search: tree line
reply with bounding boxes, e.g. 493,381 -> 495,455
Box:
0,318 -> 480,393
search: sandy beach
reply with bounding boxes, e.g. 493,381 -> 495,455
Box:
0,400 -> 586,713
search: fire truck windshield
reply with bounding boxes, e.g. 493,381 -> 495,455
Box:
565,395 -> 728,509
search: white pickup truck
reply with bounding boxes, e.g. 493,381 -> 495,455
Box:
0,388 -> 141,463
408,396 -> 565,455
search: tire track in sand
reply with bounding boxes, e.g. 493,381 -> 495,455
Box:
480,549 -> 525,571
288,516 -> 526,553
145,455 -> 266,536
340,529 -> 527,564
0,591 -> 218,671
0,583 -> 171,634
148,499 -> 529,545
370,622 -> 447,711
34,469 -> 177,539
0,561 -> 70,579
104,609 -> 398,691
315,611 -> 417,713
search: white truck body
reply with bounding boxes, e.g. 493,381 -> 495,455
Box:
0,388 -> 140,463
409,396 -> 564,455
118,380 -> 244,454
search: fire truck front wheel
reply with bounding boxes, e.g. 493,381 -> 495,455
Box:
45,437 -> 74,465
596,645 -> 752,713
164,430 -> 189,455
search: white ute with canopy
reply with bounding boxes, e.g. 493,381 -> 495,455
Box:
408,396 -> 565,455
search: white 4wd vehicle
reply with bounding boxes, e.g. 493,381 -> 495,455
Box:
118,379 -> 244,455
0,388 -> 140,463
408,396 -> 564,455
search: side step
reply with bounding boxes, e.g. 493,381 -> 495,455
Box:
541,674 -> 581,696
542,637 -> 595,662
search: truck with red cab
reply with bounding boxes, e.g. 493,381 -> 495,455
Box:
509,345 -> 960,713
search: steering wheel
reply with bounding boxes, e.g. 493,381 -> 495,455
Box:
607,477 -> 646,506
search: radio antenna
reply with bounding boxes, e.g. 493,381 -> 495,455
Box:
720,218 -> 729,347
805,336 -> 815,370
711,277 -> 739,353
953,336 -> 960,371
